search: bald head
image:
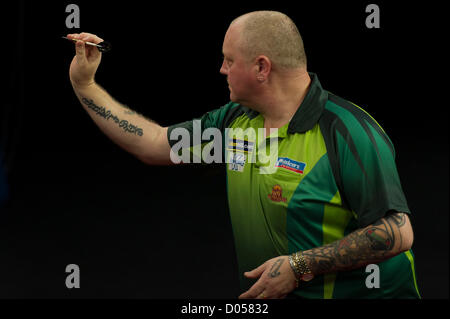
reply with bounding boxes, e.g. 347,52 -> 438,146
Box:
230,11 -> 307,70
230,11 -> 306,69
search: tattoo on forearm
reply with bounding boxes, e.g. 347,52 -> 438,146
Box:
365,226 -> 394,251
123,104 -> 155,123
122,104 -> 137,116
123,109 -> 135,116
81,97 -> 144,136
302,212 -> 407,275
267,258 -> 284,278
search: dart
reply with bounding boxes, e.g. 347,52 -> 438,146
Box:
61,36 -> 112,53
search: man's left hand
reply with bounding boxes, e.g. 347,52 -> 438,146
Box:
238,256 -> 298,299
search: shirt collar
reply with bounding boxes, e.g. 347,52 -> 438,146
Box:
287,72 -> 328,134
244,72 -> 328,135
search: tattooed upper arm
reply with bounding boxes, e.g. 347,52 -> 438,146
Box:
366,211 -> 412,253
385,211 -> 413,249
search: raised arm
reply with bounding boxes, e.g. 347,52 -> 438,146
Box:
67,32 -> 173,165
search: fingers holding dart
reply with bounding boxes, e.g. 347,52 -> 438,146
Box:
62,34 -> 112,53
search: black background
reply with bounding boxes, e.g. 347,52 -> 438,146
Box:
0,0 -> 448,300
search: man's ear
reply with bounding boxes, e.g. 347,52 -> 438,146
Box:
255,55 -> 271,82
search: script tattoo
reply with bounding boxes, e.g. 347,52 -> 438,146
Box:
302,212 -> 408,275
267,259 -> 284,278
82,97 -> 144,136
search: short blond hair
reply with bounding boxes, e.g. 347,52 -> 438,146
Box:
232,11 -> 307,70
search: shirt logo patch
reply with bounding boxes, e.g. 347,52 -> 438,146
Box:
275,157 -> 306,174
268,184 -> 287,202
228,153 -> 246,172
227,138 -> 255,153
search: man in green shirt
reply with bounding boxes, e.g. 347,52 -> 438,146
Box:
67,10 -> 420,298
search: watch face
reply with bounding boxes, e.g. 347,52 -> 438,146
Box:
302,273 -> 314,282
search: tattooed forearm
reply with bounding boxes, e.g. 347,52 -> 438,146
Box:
302,212 -> 409,275
82,97 -> 144,136
122,104 -> 137,116
267,258 -> 284,278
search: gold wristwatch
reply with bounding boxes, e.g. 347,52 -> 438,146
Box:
289,251 -> 314,282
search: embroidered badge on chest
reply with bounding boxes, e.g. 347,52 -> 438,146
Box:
226,138 -> 255,173
268,184 -> 287,202
275,157 -> 306,174
227,138 -> 255,153
228,153 -> 246,172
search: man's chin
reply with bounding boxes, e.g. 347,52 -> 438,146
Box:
229,92 -> 251,108
230,91 -> 241,103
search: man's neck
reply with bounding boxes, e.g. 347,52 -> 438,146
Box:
259,70 -> 311,130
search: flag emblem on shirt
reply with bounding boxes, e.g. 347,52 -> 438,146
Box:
275,157 -> 306,174
227,138 -> 255,153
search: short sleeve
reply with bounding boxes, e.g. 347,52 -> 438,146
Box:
166,102 -> 243,163
330,105 -> 410,228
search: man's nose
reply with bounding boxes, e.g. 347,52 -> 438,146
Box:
220,60 -> 228,75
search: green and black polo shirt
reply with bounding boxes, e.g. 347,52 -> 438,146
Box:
167,73 -> 420,299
